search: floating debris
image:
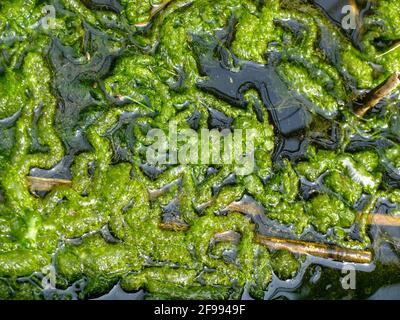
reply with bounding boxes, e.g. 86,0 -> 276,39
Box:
368,214 -> 400,227
255,234 -> 373,264
354,72 -> 400,117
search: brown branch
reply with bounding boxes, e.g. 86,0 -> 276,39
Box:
161,219 -> 375,263
354,72 -> 400,117
255,234 -> 372,264
368,214 -> 400,227
225,200 -> 400,228
27,176 -> 72,192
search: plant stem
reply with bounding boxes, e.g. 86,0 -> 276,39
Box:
354,71 -> 400,117
255,234 -> 372,263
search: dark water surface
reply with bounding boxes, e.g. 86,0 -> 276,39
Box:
0,0 -> 399,300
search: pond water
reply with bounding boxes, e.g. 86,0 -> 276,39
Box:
0,0 -> 399,300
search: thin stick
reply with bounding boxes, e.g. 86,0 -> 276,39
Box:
376,41 -> 400,58
368,214 -> 400,227
255,234 -> 372,264
354,71 -> 400,117
27,176 -> 72,192
225,200 -> 400,227
159,217 -> 377,263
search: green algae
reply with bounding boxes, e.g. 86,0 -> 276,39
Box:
0,0 -> 399,300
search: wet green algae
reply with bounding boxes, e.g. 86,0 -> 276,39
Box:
0,0 -> 399,299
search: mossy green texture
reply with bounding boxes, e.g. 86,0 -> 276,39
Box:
0,0 -> 399,299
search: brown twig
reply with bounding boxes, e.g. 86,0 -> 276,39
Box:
368,214 -> 400,227
27,176 -> 72,192
377,41 -> 400,58
225,199 -> 400,227
255,234 -> 372,264
354,71 -> 400,117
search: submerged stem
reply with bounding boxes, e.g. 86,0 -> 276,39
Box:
354,71 -> 400,117
225,201 -> 400,227
368,214 -> 400,227
255,234 -> 372,264
376,41 -> 400,58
